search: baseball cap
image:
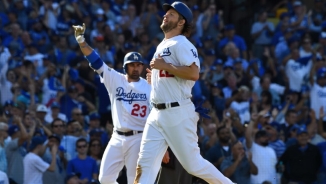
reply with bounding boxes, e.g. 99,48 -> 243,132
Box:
297,126 -> 308,135
65,173 -> 81,183
13,102 -> 26,111
29,136 -> 46,151
205,49 -> 215,56
293,1 -> 302,6
89,113 -> 100,120
8,125 -> 19,136
268,122 -> 281,132
317,67 -> 326,79
223,62 -> 234,70
51,102 -> 60,109
224,24 -> 235,31
213,59 -> 223,66
4,100 -> 14,106
48,134 -> 61,143
192,5 -> 199,11
89,129 -> 103,136
36,104 -> 48,113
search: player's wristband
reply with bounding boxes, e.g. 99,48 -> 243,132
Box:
85,50 -> 103,70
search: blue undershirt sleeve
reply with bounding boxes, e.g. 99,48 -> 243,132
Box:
85,50 -> 104,70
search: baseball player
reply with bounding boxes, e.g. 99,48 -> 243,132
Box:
134,2 -> 233,184
72,24 -> 151,184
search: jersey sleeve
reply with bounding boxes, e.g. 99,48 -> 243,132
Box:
96,64 -> 125,93
33,155 -> 50,172
175,41 -> 200,68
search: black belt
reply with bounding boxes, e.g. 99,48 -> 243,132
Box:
115,130 -> 143,136
152,102 -> 179,110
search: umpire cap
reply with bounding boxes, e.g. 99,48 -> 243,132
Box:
162,1 -> 193,23
123,52 -> 143,73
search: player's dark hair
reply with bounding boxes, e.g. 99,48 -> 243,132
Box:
51,118 -> 65,128
177,13 -> 192,37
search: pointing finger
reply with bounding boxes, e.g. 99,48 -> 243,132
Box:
82,23 -> 86,30
146,68 -> 151,73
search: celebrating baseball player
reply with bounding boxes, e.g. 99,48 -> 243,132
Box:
72,24 -> 151,184
134,1 -> 233,184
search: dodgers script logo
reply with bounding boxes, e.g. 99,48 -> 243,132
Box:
116,87 -> 147,104
190,49 -> 198,58
161,47 -> 171,56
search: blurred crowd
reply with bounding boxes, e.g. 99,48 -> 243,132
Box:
0,0 -> 326,184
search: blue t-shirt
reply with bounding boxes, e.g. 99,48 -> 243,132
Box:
67,156 -> 98,181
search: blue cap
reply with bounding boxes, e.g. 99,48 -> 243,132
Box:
223,62 -> 234,69
297,126 -> 308,135
69,69 -> 79,81
29,136 -> 46,151
89,113 -> 100,120
73,78 -> 85,86
48,134 -> 61,143
212,82 -> 223,89
225,24 -> 235,31
4,100 -> 14,106
8,125 -> 19,136
204,35 -> 213,41
192,5 -> 199,11
205,49 -> 215,56
89,129 -> 103,136
162,1 -> 193,23
213,59 -> 223,65
287,36 -> 299,45
51,102 -> 60,108
317,67 -> 326,79
269,122 -> 281,132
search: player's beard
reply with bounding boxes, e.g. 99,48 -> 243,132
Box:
160,20 -> 178,33
128,71 -> 140,81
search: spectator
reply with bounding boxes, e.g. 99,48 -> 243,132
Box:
265,122 -> 286,159
50,118 -> 78,161
201,3 -> 223,40
0,122 -> 8,173
219,24 -> 247,60
5,117 -> 29,184
251,10 -> 275,59
45,102 -> 67,124
205,125 -> 235,169
87,139 -> 103,169
221,141 -> 258,184
279,126 -> 322,183
43,134 -> 66,184
65,172 -> 82,184
23,136 -> 57,184
66,138 -> 98,184
245,113 -> 277,184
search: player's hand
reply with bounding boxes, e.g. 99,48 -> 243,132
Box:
146,68 -> 151,84
150,54 -> 168,70
72,23 -> 86,43
162,150 -> 170,164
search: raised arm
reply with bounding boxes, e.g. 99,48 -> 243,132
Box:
72,23 -> 104,73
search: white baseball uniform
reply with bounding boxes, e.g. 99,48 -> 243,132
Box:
285,58 -> 312,92
310,83 -> 326,120
135,35 -> 233,184
93,57 -> 151,184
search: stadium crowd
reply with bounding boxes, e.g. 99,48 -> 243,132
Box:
0,0 -> 326,183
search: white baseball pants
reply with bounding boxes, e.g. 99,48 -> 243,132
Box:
99,132 -> 142,184
134,102 -> 233,184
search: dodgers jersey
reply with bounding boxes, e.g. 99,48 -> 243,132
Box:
97,64 -> 151,131
285,59 -> 312,92
310,83 -> 326,120
151,35 -> 200,103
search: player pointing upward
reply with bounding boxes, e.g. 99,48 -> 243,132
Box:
72,24 -> 151,184
134,1 -> 233,184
